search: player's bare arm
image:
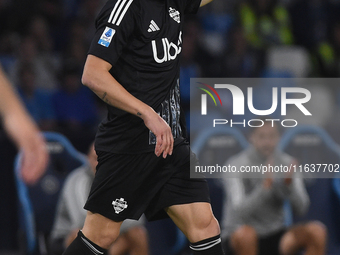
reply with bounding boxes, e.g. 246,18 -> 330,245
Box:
0,66 -> 48,185
82,54 -> 174,158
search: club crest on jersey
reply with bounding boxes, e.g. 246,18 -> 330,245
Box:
98,27 -> 115,47
169,7 -> 180,23
112,198 -> 128,214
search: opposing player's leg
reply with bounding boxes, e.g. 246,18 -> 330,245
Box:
279,221 -> 327,255
63,212 -> 122,255
166,202 -> 224,254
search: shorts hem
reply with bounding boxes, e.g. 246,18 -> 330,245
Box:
84,205 -> 142,222
162,199 -> 211,209
146,198 -> 211,221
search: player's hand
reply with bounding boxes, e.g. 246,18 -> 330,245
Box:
20,132 -> 49,185
142,109 -> 174,158
5,111 -> 49,185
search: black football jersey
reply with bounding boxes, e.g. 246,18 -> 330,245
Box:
89,0 -> 201,153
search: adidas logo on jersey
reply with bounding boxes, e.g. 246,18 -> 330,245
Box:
148,20 -> 160,32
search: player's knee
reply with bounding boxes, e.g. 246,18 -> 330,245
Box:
187,214 -> 220,243
93,228 -> 120,249
305,221 -> 327,248
82,213 -> 122,249
82,229 -> 119,249
196,213 -> 220,234
231,225 -> 257,251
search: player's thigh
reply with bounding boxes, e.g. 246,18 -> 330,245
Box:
82,211 -> 123,248
165,202 -> 219,242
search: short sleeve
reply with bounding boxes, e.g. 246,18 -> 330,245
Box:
88,0 -> 137,66
183,0 -> 201,14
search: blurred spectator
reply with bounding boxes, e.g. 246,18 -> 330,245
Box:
17,61 -> 56,131
52,62 -> 98,152
0,0 -> 13,35
9,35 -> 58,90
220,122 -> 327,255
63,19 -> 89,67
221,25 -> 264,77
62,0 -> 82,20
289,0 -> 333,50
53,62 -> 97,128
38,0 -> 63,27
180,18 -> 202,113
313,22 -> 340,77
198,0 -> 235,57
0,32 -> 18,73
50,143 -> 149,255
239,0 -> 294,49
29,16 -> 55,54
78,0 -> 103,23
63,38 -> 87,71
76,0 -> 105,44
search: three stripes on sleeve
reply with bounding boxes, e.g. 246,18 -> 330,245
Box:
108,0 -> 134,26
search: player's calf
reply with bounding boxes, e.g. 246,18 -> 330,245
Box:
63,231 -> 108,255
63,212 -> 122,255
166,203 -> 224,254
186,213 -> 220,243
190,234 -> 224,255
82,212 -> 122,249
186,215 -> 224,254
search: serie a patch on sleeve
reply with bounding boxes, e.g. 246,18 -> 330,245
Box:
98,27 -> 116,47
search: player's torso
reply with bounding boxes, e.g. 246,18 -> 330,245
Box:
95,0 -> 189,153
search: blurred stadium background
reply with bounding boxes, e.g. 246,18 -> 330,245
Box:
1,0 -> 340,254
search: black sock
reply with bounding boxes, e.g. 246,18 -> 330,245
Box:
189,234 -> 225,255
62,231 -> 107,255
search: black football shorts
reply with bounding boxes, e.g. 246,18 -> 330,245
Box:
84,141 -> 210,222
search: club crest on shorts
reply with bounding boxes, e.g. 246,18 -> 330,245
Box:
112,198 -> 128,214
169,7 -> 180,23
